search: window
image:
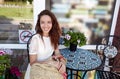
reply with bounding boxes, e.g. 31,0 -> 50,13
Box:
51,0 -> 118,45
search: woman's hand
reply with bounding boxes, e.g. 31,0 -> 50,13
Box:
52,55 -> 67,65
58,62 -> 66,74
52,56 -> 66,73
48,60 -> 66,73
46,59 -> 60,69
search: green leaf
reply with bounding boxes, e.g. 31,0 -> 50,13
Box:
64,30 -> 87,47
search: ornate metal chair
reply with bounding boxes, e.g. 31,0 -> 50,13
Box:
26,34 -> 36,63
95,35 -> 120,78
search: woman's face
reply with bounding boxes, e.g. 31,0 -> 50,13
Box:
40,15 -> 52,36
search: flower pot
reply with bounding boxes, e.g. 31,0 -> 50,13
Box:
69,43 -> 77,52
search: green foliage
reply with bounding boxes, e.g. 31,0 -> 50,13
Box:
64,30 -> 87,47
0,55 -> 11,75
4,1 -> 27,5
28,0 -> 33,4
0,49 -> 13,76
5,0 -> 27,2
0,7 -> 33,19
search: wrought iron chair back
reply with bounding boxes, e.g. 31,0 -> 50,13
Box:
95,35 -> 120,75
96,70 -> 120,79
26,34 -> 36,63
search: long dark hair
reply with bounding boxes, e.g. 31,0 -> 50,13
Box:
35,10 -> 62,50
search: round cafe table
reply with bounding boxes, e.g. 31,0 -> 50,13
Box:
60,48 -> 102,79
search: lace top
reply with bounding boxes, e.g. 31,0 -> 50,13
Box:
29,34 -> 54,61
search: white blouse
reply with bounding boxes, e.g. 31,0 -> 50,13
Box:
29,34 -> 54,61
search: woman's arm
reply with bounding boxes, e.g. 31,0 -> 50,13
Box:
54,48 -> 67,65
54,47 -> 67,74
29,54 -> 37,65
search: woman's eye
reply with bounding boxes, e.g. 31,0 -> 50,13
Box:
48,21 -> 52,24
40,21 -> 44,24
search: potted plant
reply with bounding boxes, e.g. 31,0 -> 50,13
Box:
63,30 -> 87,51
0,49 -> 22,79
0,49 -> 12,78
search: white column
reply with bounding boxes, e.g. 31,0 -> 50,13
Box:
104,58 -> 110,71
110,0 -> 120,35
33,0 -> 45,31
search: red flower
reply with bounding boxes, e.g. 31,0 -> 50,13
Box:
10,66 -> 22,77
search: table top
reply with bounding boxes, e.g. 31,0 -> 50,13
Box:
60,48 -> 102,71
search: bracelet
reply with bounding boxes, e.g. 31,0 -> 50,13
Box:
58,56 -> 64,59
58,56 -> 67,63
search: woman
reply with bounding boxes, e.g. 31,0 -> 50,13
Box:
24,10 -> 67,79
